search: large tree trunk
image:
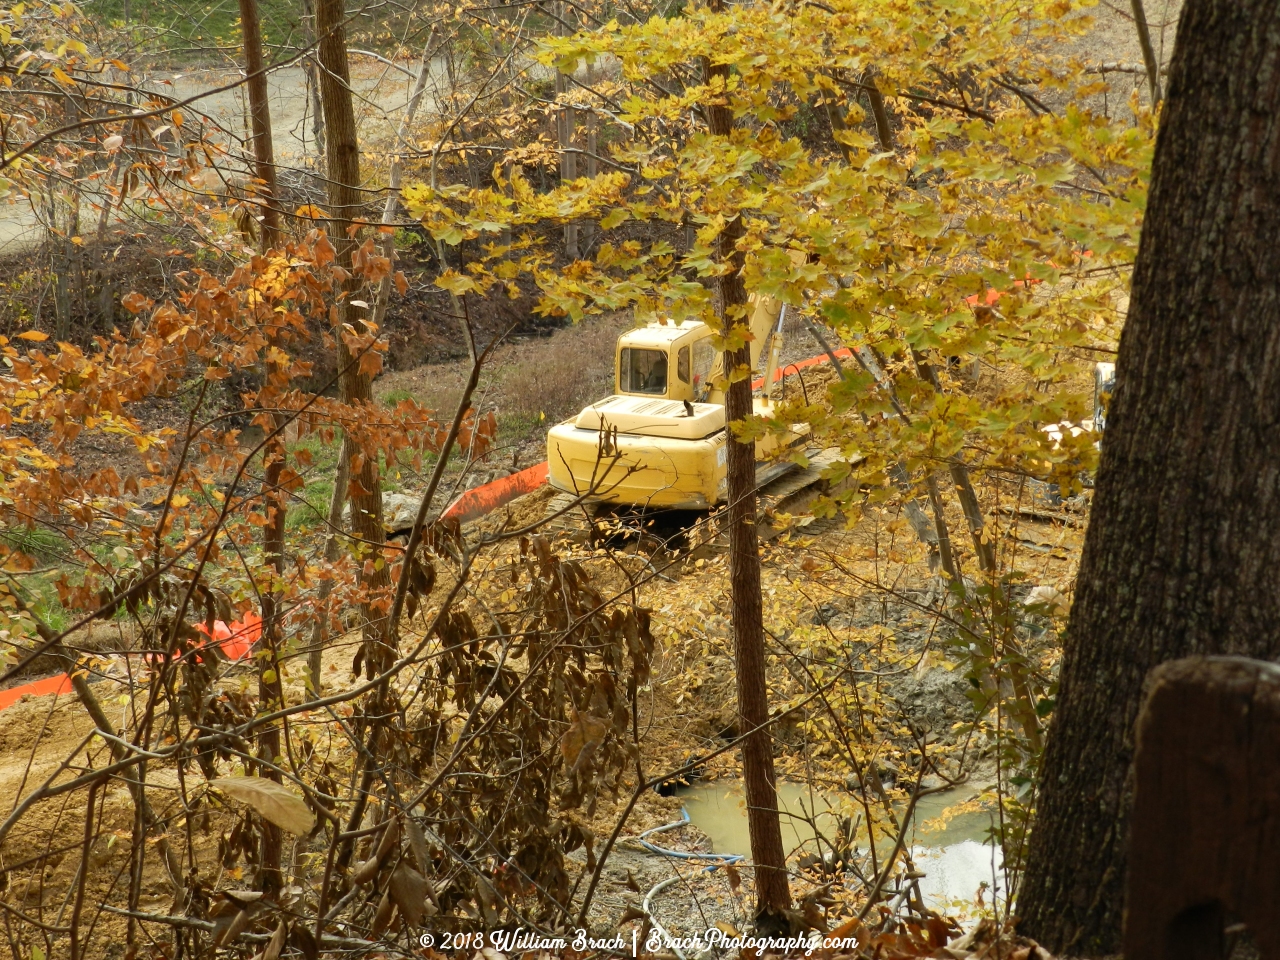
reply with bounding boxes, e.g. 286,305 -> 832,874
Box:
703,18 -> 791,930
1019,0 -> 1280,952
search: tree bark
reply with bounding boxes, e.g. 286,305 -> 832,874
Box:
555,1 -> 579,259
863,71 -> 894,153
300,0 -> 327,164
237,0 -> 285,893
1130,0 -> 1163,106
1019,1 -> 1280,951
314,0 -> 392,670
237,0 -> 281,248
719,221 -> 791,933
704,19 -> 791,930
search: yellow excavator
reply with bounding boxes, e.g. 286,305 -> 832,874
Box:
546,291 -> 814,511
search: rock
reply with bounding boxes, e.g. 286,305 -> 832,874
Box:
343,491 -> 422,530
1023,584 -> 1069,617
382,492 -> 423,528
888,666 -> 973,735
811,603 -> 841,626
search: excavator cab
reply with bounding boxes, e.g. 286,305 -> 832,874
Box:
615,322 -> 716,402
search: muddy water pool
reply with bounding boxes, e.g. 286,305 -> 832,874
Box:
679,780 -> 1004,913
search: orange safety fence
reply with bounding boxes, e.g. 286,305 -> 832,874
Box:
0,613 -> 262,712
752,347 -> 854,391
194,612 -> 262,662
442,461 -> 550,524
0,673 -> 74,712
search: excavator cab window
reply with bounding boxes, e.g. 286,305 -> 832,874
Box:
620,348 -> 669,395
677,346 -> 690,383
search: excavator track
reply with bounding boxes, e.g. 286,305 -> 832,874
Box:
535,446 -> 847,550
540,492 -> 604,539
758,446 -> 845,511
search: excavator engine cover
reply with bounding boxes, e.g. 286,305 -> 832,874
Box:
574,396 -> 726,439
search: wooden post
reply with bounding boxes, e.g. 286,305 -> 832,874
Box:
1126,656 -> 1280,960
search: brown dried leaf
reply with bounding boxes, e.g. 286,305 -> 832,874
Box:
261,920 -> 287,960
214,908 -> 252,947
351,857 -> 380,886
405,816 -> 431,873
289,923 -> 319,960
723,862 -> 742,893
388,863 -> 430,927
561,708 -> 608,770
374,817 -> 401,863
214,777 -> 316,835
370,891 -> 396,938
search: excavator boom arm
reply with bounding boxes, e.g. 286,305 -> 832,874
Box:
705,293 -> 786,404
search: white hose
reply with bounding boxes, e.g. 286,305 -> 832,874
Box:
642,876 -> 688,960
634,808 -> 744,959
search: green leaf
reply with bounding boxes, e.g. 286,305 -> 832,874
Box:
600,208 -> 629,230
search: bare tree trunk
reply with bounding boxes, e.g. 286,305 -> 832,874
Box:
823,70 -> 893,158
1020,0 -> 1280,950
314,0 -> 392,670
1131,0 -> 1163,106
303,36 -> 428,696
948,462 -> 996,574
924,472 -> 957,579
704,5 -> 790,929
237,0 -> 281,248
719,219 -> 790,934
864,71 -> 894,153
372,37 -> 434,330
237,0 -> 285,894
300,0 -> 327,164
556,2 -> 580,259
